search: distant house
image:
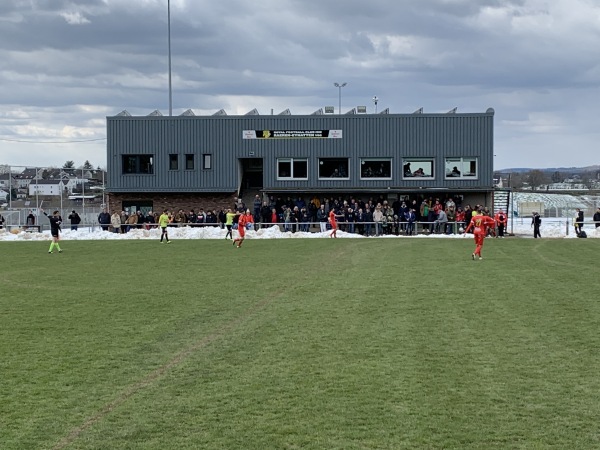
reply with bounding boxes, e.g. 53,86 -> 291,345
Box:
28,179 -> 66,197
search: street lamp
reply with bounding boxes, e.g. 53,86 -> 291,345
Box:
372,95 -> 378,113
334,82 -> 347,114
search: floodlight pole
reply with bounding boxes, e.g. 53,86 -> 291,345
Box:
373,95 -> 378,113
168,0 -> 173,116
334,82 -> 347,114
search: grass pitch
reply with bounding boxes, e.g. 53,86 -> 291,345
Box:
1,237 -> 599,449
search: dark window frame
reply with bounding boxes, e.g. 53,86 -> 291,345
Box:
277,158 -> 308,180
122,155 -> 154,174
318,157 -> 349,179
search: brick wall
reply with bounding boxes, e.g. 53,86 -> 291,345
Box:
107,192 -> 238,214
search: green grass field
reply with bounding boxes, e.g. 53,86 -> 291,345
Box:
1,237 -> 599,449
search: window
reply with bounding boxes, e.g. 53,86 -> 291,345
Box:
185,154 -> 194,170
319,158 -> 349,179
123,155 -> 154,174
402,158 -> 434,179
277,158 -> 308,179
203,154 -> 212,170
169,154 -> 178,171
360,158 -> 392,179
445,157 -> 477,179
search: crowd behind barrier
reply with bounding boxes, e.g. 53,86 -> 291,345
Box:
2,195 -> 598,236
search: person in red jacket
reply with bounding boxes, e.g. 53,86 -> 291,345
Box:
494,210 -> 508,238
233,209 -> 254,248
464,211 -> 496,260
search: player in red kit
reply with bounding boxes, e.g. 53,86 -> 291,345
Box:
464,211 -> 496,260
329,208 -> 341,238
233,209 -> 254,248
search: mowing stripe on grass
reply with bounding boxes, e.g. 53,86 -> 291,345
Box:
52,293 -> 278,450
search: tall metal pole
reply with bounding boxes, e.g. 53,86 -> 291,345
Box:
334,82 -> 346,114
168,0 -> 173,116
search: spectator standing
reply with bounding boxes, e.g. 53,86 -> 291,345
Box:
434,209 -> 448,234
270,208 -> 278,228
260,201 -> 271,228
593,207 -> 600,228
317,205 -> 328,232
253,195 -> 262,223
26,210 -> 36,228
0,213 -> 5,229
373,204 -> 384,236
364,206 -> 373,236
111,210 -> 121,233
98,208 -> 111,231
495,210 -> 507,238
68,210 -> 81,231
405,208 -> 416,236
145,211 -> 155,229
531,211 -> 542,238
355,208 -> 365,236
124,211 -> 138,232
574,208 -> 584,235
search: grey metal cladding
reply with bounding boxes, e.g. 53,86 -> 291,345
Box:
106,111 -> 493,192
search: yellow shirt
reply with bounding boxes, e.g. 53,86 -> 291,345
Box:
158,213 -> 170,228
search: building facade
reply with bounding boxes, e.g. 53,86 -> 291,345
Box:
106,108 -> 495,214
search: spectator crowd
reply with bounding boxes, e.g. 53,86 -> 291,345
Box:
99,194 -> 510,237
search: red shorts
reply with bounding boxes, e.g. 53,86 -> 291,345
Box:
474,232 -> 485,246
238,227 -> 246,238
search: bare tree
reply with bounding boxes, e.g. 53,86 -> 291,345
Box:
526,170 -> 547,191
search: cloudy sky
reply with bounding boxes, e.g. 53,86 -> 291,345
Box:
1,0 -> 599,171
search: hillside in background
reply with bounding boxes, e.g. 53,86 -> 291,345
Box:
498,165 -> 600,174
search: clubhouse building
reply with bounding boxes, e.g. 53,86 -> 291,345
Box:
105,107 -> 496,214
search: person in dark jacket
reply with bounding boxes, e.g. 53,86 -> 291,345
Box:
68,210 -> 81,231
593,207 -> 600,229
98,208 -> 111,231
531,211 -> 542,238
575,208 -> 584,235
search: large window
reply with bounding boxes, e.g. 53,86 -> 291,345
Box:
169,154 -> 178,170
123,155 -> 154,174
402,158 -> 434,179
277,158 -> 308,179
360,158 -> 392,179
319,158 -> 349,179
185,154 -> 194,170
445,157 -> 477,179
